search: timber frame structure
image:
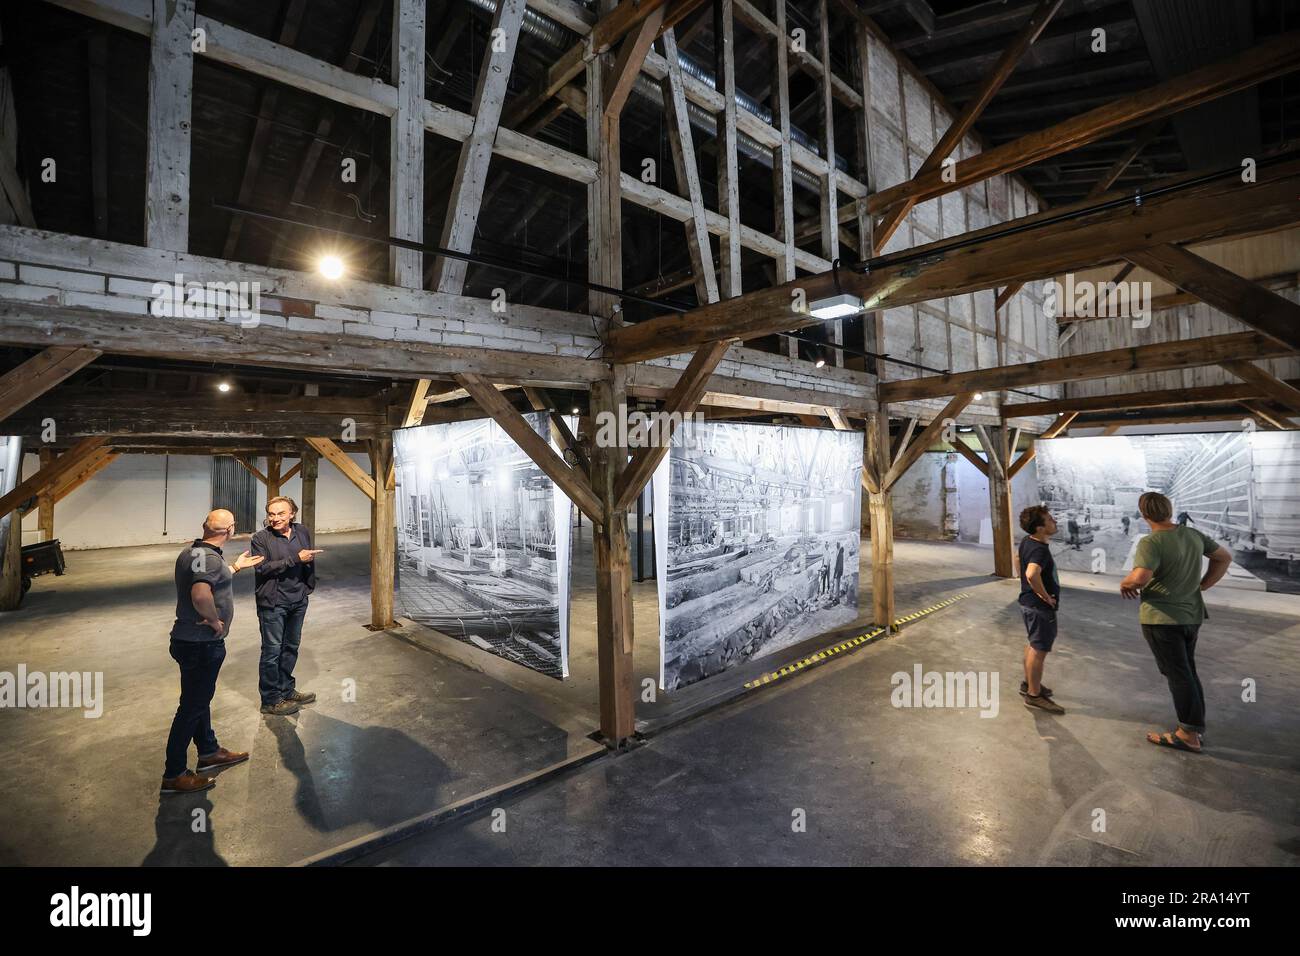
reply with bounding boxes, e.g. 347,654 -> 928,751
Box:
1,0 -> 1299,746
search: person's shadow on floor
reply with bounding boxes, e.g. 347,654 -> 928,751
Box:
142,794 -> 227,867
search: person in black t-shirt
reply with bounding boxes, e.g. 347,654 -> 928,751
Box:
1017,505 -> 1065,715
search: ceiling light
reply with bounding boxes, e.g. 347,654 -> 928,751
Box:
809,293 -> 863,319
217,381 -> 231,393
815,358 -> 826,369
974,391 -> 984,401
318,254 -> 345,281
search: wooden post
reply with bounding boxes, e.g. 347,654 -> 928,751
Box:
368,435 -> 395,629
389,0 -> 425,288
265,452 -> 283,500
591,373 -> 635,746
299,446 -> 319,537
145,0 -> 196,252
982,425 -> 1015,578
866,411 -> 895,630
37,448 -> 54,542
771,0 -> 796,357
0,502 -> 21,611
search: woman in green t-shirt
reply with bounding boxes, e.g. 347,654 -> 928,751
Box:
1119,492 -> 1233,754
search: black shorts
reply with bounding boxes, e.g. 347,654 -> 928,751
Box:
1020,605 -> 1058,652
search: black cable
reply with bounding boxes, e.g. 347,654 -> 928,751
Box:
213,200 -> 688,314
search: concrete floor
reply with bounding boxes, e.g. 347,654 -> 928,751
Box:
1,528 -> 1296,866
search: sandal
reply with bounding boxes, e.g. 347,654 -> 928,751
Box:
1147,731 -> 1202,754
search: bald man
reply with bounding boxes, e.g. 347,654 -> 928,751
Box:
161,509 -> 263,795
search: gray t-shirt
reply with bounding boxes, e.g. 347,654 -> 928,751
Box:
170,540 -> 233,642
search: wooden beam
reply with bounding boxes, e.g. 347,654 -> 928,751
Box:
36,448 -> 55,541
613,340 -> 731,513
1041,411 -> 1077,439
771,0 -> 796,361
714,0 -> 742,300
400,379 -> 432,428
523,387 -> 589,474
298,446 -> 319,536
873,0 -> 1062,251
1241,401 -> 1296,431
144,0 -> 195,252
951,438 -> 989,477
1000,384 -> 1292,418
661,27 -> 720,306
369,435 -> 396,629
984,425 -> 1015,578
231,454 -> 269,485
0,436 -> 107,521
389,0 -> 425,288
502,0 -> 672,130
865,30 -> 1300,216
0,347 -> 101,421
1220,360 -> 1300,416
279,460 -> 303,484
454,373 -> 604,525
865,411 -> 894,629
604,5 -> 665,117
51,448 -> 118,504
1127,244 -> 1300,352
589,371 -> 635,745
433,0 -> 526,293
881,392 -> 975,491
606,155 -> 1300,363
891,417 -> 919,469
304,436 -> 375,500
882,332 -> 1295,403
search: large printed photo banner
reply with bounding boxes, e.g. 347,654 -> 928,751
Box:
1035,431 -> 1300,594
655,420 -> 864,690
393,413 -> 572,678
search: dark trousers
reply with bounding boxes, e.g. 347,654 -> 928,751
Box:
165,639 -> 226,778
1141,623 -> 1206,733
257,599 -> 307,706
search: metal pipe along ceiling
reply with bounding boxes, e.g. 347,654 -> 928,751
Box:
462,0 -> 851,191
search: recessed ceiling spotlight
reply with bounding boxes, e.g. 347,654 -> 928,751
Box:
217,381 -> 232,393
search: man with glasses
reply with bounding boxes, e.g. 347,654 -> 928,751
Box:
161,509 -> 263,795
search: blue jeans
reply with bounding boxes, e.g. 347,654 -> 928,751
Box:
257,599 -> 307,706
165,639 -> 225,778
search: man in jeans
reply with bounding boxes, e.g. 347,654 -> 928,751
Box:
250,496 -> 323,716
163,509 -> 263,794
1120,491 -> 1232,754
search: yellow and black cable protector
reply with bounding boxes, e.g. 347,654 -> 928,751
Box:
742,591 -> 972,690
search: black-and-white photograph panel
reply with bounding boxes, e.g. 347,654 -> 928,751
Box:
654,421 -> 863,690
392,414 -> 572,678
1035,432 -> 1300,594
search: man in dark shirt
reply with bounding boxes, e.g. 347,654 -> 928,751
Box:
250,496 -> 323,716
163,509 -> 262,794
1017,505 -> 1065,715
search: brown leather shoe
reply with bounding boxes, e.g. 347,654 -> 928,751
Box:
261,699 -> 300,716
160,770 -> 215,795
285,689 -> 316,705
196,747 -> 249,773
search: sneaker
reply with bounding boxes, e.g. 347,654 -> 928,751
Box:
196,747 -> 250,773
1024,693 -> 1066,715
260,699 -> 300,716
284,689 -> 316,705
160,770 -> 215,795
1020,681 -> 1053,698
